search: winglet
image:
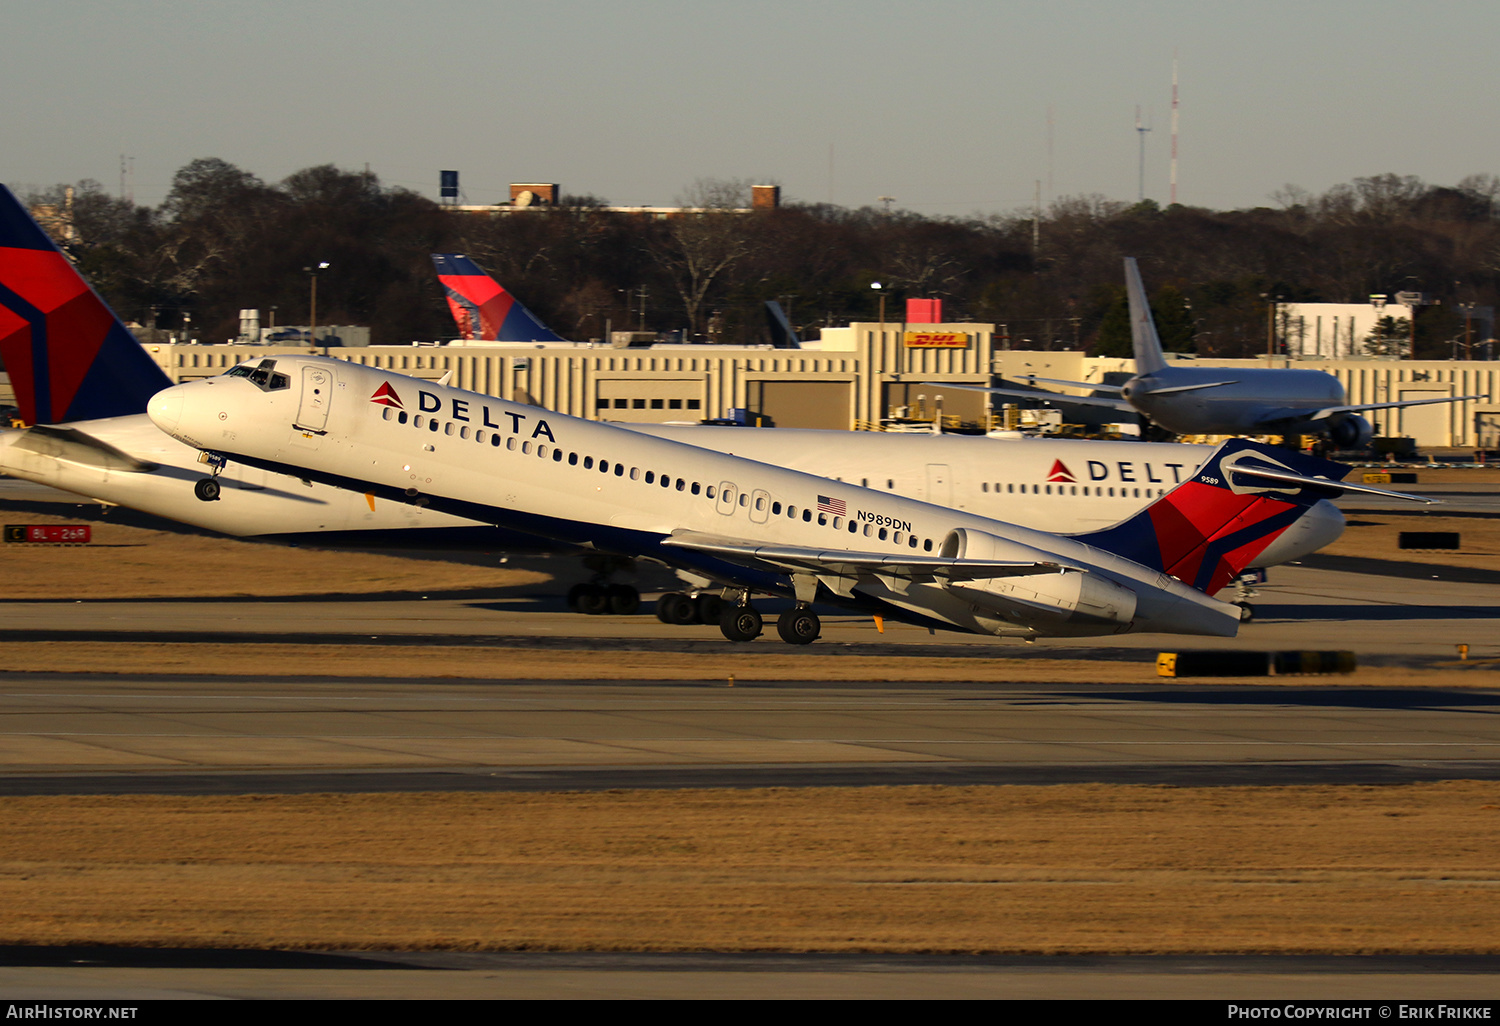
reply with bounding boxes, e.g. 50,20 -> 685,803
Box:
1124,257 -> 1168,375
431,254 -> 567,343
0,185 -> 172,425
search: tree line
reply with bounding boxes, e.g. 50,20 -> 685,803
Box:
20,159 -> 1500,359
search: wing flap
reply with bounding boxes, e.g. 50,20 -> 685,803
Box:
662,532 -> 1067,582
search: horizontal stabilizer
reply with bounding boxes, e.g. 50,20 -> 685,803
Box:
9,424 -> 159,472
1225,463 -> 1437,504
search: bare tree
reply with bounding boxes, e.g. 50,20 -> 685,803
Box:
650,178 -> 763,336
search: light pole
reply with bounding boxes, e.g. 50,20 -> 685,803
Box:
305,262 -> 329,355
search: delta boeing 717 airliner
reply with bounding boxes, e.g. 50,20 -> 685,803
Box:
144,355 -> 1412,646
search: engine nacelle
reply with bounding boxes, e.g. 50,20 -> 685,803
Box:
939,528 -> 1139,629
1326,413 -> 1373,449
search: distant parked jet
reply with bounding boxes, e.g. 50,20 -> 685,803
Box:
956,258 -> 1484,447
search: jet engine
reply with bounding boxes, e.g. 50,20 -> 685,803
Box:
1325,413 -> 1373,449
938,528 -> 1138,629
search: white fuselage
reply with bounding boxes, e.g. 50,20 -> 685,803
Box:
630,425 -> 1341,568
1125,366 -> 1346,436
147,357 -> 1246,640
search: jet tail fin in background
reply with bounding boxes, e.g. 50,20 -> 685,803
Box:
1124,256 -> 1169,376
1077,439 -> 1357,596
0,184 -> 172,425
430,254 -> 567,343
764,300 -> 802,349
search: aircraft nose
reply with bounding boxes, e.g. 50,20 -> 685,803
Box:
147,389 -> 184,435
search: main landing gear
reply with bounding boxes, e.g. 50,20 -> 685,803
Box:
565,555 -> 641,615
567,582 -> 640,615
1231,569 -> 1262,623
656,591 -> 726,626
774,606 -> 821,645
691,597 -> 820,646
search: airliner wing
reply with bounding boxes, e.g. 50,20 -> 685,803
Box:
1016,375 -> 1125,394
662,532 -> 1066,582
1297,394 -> 1489,421
932,383 -> 1137,413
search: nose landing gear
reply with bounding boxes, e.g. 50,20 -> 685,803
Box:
193,477 -> 221,502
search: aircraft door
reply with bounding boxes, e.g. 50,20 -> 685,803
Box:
748,488 -> 771,524
716,481 -> 738,516
295,366 -> 333,433
926,464 -> 952,506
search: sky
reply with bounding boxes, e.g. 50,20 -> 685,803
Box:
4,0 -> 1498,218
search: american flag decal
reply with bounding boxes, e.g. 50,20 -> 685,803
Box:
817,495 -> 846,516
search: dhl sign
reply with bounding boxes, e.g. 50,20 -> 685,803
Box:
903,331 -> 969,349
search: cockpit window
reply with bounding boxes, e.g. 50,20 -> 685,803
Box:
225,359 -> 290,392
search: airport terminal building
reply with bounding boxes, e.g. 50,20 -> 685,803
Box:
104,329 -> 1500,449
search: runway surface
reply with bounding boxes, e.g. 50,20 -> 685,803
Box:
4,950 -> 1500,999
3,673 -> 1500,794
3,558 -> 1498,660
3,555 -> 1500,793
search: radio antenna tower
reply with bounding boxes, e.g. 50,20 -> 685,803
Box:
1135,106 -> 1151,202
1170,56 -> 1179,206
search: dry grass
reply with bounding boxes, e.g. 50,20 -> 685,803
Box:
4,783 -> 1500,953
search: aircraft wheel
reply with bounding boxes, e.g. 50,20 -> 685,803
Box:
607,585 -> 640,616
655,593 -> 682,623
776,609 -> 821,645
719,604 -> 763,643
566,583 -> 589,612
1235,601 -> 1255,623
662,592 -> 700,625
576,585 -> 609,615
194,478 -> 221,502
696,594 -> 726,624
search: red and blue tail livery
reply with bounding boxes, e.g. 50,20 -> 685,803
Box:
1080,439 -> 1352,596
0,185 -> 171,425
431,253 -> 566,343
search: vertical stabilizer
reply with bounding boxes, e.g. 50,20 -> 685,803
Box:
1078,439 -> 1349,596
763,300 -> 802,349
1124,257 -> 1168,375
0,185 -> 171,424
430,254 -> 566,343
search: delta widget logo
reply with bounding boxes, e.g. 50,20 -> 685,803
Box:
370,382 -> 404,408
1046,460 -> 1075,483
